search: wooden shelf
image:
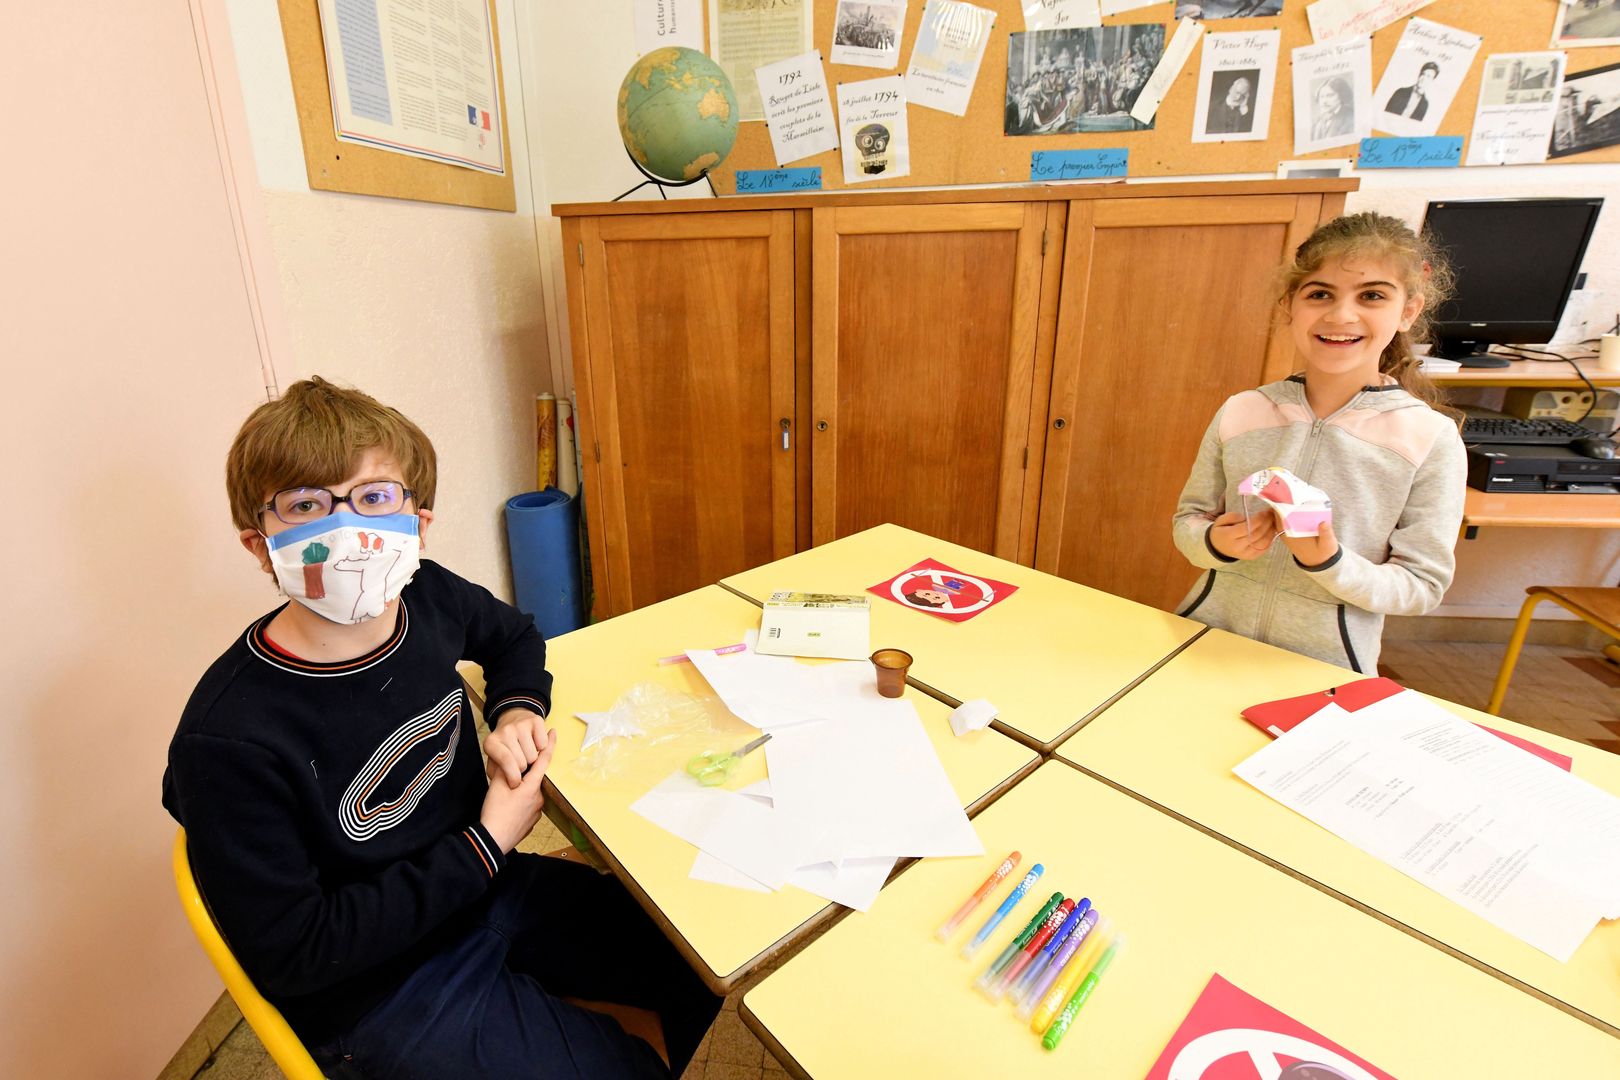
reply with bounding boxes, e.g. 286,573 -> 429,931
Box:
1462,488 -> 1620,531
1428,358 -> 1620,388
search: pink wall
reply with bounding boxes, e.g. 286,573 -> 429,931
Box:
0,4 -> 278,1076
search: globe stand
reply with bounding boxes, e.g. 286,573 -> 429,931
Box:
611,147 -> 719,202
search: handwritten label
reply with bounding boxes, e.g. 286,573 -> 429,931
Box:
1022,0 -> 1101,31
1356,136 -> 1461,168
1030,149 -> 1128,181
755,52 -> 839,165
735,167 -> 823,193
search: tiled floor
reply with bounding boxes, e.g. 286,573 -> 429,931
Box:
184,640 -> 1617,1080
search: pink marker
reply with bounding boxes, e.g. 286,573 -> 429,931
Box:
935,852 -> 1021,942
657,642 -> 747,665
994,898 -> 1075,1001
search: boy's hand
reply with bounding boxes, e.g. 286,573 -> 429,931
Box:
485,708 -> 550,789
1208,510 -> 1277,560
480,727 -> 557,852
1283,520 -> 1340,569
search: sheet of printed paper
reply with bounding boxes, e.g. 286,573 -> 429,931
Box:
634,0 -> 704,55
837,76 -> 911,183
1233,700 -> 1620,961
1371,17 -> 1481,138
1099,0 -> 1159,14
905,0 -> 997,116
1192,30 -> 1281,144
315,0 -> 505,174
765,662 -> 982,860
1305,0 -> 1436,44
1465,52 -> 1566,166
1292,36 -> 1373,154
831,0 -> 908,69
1023,0 -> 1100,32
710,0 -> 813,120
1131,18 -> 1204,125
756,52 -> 840,165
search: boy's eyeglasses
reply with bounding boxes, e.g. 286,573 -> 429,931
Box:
262,482 -> 415,525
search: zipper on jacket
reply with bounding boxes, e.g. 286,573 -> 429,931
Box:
1337,604 -> 1363,673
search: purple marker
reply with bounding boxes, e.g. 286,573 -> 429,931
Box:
1010,897 -> 1091,1005
961,864 -> 1043,959
1016,906 -> 1099,1021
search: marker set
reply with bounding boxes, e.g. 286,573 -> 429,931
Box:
935,851 -> 1124,1052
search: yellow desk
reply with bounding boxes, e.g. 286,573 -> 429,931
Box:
721,523 -> 1204,752
538,585 -> 1037,993
1056,628 -> 1620,1033
742,763 -> 1620,1077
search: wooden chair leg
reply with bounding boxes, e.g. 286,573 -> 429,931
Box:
1605,643 -> 1620,666
1487,595 -> 1545,716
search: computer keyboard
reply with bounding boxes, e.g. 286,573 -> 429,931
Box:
1460,416 -> 1596,445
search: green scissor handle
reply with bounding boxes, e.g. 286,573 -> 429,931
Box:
686,734 -> 772,787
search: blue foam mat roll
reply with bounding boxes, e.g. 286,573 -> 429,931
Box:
505,487 -> 584,639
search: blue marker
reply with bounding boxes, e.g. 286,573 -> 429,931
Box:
961,863 -> 1043,959
1011,897 -> 1090,1004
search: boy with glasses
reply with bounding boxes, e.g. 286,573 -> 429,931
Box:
163,378 -> 720,1078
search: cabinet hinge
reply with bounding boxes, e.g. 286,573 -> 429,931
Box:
577,242 -> 584,266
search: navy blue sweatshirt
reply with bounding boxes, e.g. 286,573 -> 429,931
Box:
162,560 -> 551,1042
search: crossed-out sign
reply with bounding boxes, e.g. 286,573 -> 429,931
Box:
867,558 -> 1017,623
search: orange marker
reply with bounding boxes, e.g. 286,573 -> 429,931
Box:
934,851 -> 1021,942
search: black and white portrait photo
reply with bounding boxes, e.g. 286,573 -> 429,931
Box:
1384,60 -> 1440,122
1004,24 -> 1165,135
1207,69 -> 1259,134
1174,1 -> 1282,17
1308,74 -> 1356,141
1550,61 -> 1620,158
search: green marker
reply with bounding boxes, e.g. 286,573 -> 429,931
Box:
1041,934 -> 1124,1051
974,892 -> 1062,997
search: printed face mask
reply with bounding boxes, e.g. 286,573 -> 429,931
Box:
264,511 -> 421,624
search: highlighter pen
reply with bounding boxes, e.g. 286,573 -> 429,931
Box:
1029,917 -> 1110,1032
936,852 -> 1021,942
961,864 -> 1043,959
1009,898 -> 1090,1005
1042,935 -> 1124,1051
1017,908 -> 1098,1019
973,892 -> 1062,996
993,897 -> 1076,1001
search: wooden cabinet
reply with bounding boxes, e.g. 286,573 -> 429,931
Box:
557,182 -> 1349,620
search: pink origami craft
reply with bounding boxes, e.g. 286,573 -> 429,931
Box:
1239,466 -> 1333,537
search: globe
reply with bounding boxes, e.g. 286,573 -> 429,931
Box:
617,47 -> 739,183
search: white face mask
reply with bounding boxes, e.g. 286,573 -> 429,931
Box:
263,511 -> 421,625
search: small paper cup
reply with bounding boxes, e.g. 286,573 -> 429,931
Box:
870,648 -> 913,698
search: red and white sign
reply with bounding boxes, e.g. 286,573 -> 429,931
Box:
867,558 -> 1016,623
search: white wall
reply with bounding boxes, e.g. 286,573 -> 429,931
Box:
226,0 -> 555,598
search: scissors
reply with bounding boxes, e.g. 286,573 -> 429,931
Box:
686,734 -> 772,787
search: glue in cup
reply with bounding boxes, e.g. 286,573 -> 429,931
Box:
869,648 -> 913,698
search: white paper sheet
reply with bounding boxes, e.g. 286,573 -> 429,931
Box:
631,771 -> 817,889
838,76 -> 912,183
1291,35 -> 1373,155
1465,52 -> 1565,166
756,52 -> 841,165
685,635 -> 830,730
831,0 -> 908,69
1130,18 -> 1203,126
788,856 -> 898,911
634,0 -> 704,56
905,0 -> 996,116
1370,17 -> 1481,138
1192,30 -> 1281,144
1099,0 -> 1158,14
765,662 -> 983,861
1305,0 -> 1436,44
1234,699 -> 1620,961
710,0 -> 814,120
1023,0 -> 1100,31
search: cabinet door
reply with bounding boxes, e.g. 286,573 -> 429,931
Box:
812,203 -> 1047,558
1035,195 -> 1328,611
574,211 -> 796,616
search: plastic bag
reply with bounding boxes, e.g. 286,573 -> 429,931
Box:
572,682 -> 729,782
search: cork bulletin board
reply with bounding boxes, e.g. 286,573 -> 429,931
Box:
277,0 -> 517,211
709,0 -> 1620,193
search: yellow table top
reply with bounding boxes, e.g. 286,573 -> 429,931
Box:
539,585 -> 1038,992
1056,628 -> 1620,1033
721,523 -> 1203,751
744,763 -> 1620,1077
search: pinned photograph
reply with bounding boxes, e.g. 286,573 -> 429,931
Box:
1004,23 -> 1166,134
1553,0 -> 1620,50
1292,36 -> 1372,155
1371,17 -> 1481,138
831,0 -> 906,69
1467,52 -> 1565,166
837,75 -> 911,182
1191,29 -> 1281,143
1550,61 -> 1620,159
1173,1 -> 1282,16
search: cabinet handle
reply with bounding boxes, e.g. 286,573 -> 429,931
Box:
780,418 -> 791,450
1053,418 -> 1068,430
816,420 -> 829,431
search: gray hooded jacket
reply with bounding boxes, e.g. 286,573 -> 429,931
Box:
1171,375 -> 1466,673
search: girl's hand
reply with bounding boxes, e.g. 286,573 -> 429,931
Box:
1208,510 -> 1277,560
1283,521 -> 1340,569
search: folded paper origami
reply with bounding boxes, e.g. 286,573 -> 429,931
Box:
1239,466 -> 1333,537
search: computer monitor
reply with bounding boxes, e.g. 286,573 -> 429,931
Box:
1419,197 -> 1603,368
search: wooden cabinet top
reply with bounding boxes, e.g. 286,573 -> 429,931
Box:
551,178 -> 1358,218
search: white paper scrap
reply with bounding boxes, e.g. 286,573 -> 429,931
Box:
1130,18 -> 1203,126
790,856 -> 897,911
949,698 -> 997,737
685,637 -> 830,730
